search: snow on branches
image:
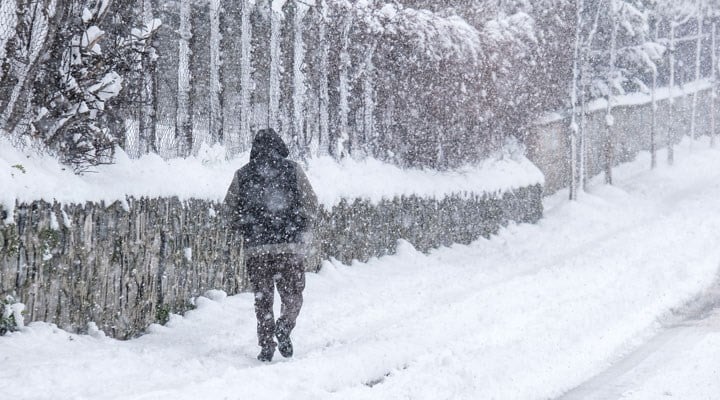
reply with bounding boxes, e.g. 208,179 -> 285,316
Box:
585,0 -> 662,100
34,0 -> 161,172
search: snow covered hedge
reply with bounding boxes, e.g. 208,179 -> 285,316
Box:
0,185 -> 542,338
0,135 -> 544,337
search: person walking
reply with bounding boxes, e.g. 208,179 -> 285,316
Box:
224,128 -> 318,362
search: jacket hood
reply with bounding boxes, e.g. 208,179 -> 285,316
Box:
250,128 -> 290,161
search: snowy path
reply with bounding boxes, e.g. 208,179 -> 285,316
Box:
2,139 -> 720,400
559,306 -> 720,400
558,258 -> 720,400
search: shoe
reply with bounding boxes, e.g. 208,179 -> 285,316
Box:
257,345 -> 274,362
277,331 -> 293,358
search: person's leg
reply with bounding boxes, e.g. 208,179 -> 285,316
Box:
275,254 -> 306,357
247,255 -> 277,357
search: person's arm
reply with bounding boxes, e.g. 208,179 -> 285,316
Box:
296,167 -> 318,231
224,171 -> 241,230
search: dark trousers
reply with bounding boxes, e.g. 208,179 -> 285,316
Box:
246,253 -> 306,348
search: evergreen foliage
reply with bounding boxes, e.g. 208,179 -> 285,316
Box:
0,295 -> 23,335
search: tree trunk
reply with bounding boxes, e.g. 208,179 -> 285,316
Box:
651,17 -> 659,168
220,0 -> 242,157
668,23 -> 676,165
579,70 -> 588,190
239,0 -> 253,153
209,0 -> 223,145
712,22 -> 717,147
604,16 -> 619,185
317,0 -> 330,157
690,8 -> 703,141
363,41 -> 377,157
139,0 -> 158,155
175,0 -> 193,157
268,1 -> 282,132
292,0 -> 308,158
335,13 -> 353,159
568,0 -> 583,200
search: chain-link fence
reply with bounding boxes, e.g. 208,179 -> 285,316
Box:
0,0 -> 17,84
0,0 -> 17,70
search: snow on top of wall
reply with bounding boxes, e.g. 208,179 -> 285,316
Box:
0,139 -> 543,217
307,153 -> 543,207
587,79 -> 713,112
538,79 -> 713,125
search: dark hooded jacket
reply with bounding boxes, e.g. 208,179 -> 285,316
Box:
224,129 -> 318,254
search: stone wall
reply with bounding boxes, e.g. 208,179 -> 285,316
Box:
0,185 -> 543,338
528,88 -> 715,193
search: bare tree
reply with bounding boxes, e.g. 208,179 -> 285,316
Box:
268,0 -> 282,132
690,0 -> 705,142
712,20 -> 718,147
317,0 -> 330,156
569,0 -> 585,200
238,0 -> 253,154
651,15 -> 660,168
209,0 -> 223,144
175,0 -> 193,157
660,1 -> 696,165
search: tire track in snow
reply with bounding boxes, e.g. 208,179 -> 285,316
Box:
557,273 -> 720,400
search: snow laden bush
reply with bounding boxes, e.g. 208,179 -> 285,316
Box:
33,1 -> 161,172
349,2 -> 537,166
0,0 -> 161,172
0,296 -> 24,335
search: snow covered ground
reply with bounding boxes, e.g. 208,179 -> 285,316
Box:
561,307 -> 720,400
2,138 -> 720,399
